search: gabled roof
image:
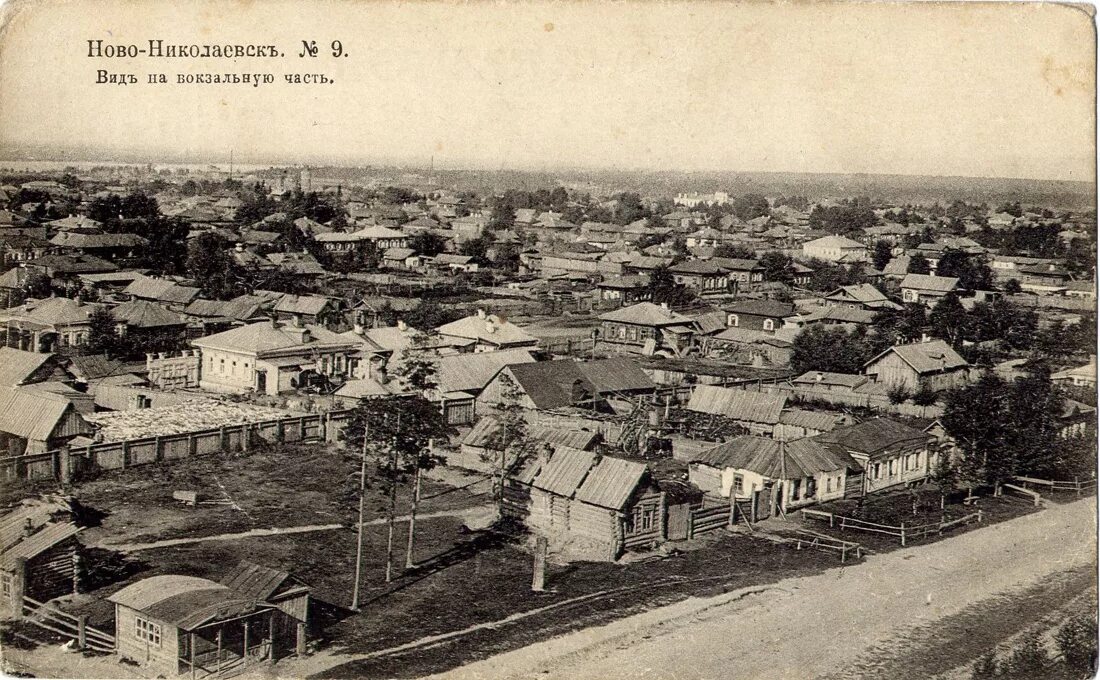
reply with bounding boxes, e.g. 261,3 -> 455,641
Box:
900,273 -> 959,293
598,302 -> 693,327
0,385 -> 90,441
825,283 -> 889,304
219,560 -> 308,601
273,294 -> 335,316
578,358 -> 655,395
865,339 -> 968,374
814,417 -> 933,456
531,447 -> 598,497
191,320 -> 356,356
124,275 -> 200,304
0,347 -> 55,387
436,312 -> 538,346
505,360 -> 597,410
111,300 -> 185,328
669,259 -> 725,275
108,575 -> 270,631
50,231 -> 148,249
438,349 -> 536,394
574,456 -> 648,510
686,385 -> 787,425
692,436 -> 855,479
804,235 -> 865,249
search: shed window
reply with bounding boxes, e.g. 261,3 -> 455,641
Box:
733,474 -> 744,495
763,319 -> 775,331
135,617 -> 161,646
1,573 -> 11,599
728,314 -> 739,327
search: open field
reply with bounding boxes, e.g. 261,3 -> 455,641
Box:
73,443 -> 488,548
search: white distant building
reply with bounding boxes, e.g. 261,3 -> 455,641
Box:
674,191 -> 729,208
802,235 -> 867,263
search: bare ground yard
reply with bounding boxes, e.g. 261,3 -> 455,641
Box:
71,443 -> 489,547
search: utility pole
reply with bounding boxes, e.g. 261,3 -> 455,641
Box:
350,421 -> 368,610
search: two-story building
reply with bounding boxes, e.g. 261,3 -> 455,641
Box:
668,260 -> 728,295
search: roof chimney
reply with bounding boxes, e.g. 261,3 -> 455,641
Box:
477,309 -> 487,319
397,319 -> 407,331
485,321 -> 496,333
269,316 -> 279,329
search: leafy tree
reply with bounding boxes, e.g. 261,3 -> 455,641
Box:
758,251 -> 793,283
22,272 -> 53,300
648,266 -> 696,307
908,253 -> 932,275
807,199 -> 877,235
872,303 -> 927,347
790,325 -> 872,375
937,250 -> 993,291
460,236 -> 493,265
872,240 -> 893,271
186,233 -> 242,300
929,293 -> 968,347
84,307 -> 119,356
887,384 -> 911,404
942,372 -> 1010,489
341,395 -> 453,581
731,194 -> 770,221
1004,278 -> 1022,294
408,231 -> 447,257
483,374 -> 550,518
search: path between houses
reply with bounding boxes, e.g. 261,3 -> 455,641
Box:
97,504 -> 497,552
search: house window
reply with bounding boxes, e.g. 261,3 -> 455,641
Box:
826,477 -> 833,493
873,463 -> 882,479
135,617 -> 162,646
1,573 -> 11,600
763,319 -> 775,331
733,475 -> 744,495
628,327 -> 637,341
790,479 -> 801,500
728,314 -> 739,327
618,326 -> 626,339
888,459 -> 898,476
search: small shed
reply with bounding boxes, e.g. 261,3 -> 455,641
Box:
108,574 -> 287,679
0,496 -> 82,616
503,447 -> 662,561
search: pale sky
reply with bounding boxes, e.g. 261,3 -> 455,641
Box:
0,0 -> 1094,181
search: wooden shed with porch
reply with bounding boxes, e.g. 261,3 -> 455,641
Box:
108,574 -> 290,679
218,561 -> 310,658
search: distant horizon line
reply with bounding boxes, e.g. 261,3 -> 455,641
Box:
0,148 -> 1094,189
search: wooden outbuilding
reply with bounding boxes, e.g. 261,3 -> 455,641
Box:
503,447 -> 664,561
108,574 -> 293,679
0,495 -> 82,617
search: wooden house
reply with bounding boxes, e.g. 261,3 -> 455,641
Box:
688,436 -> 857,515
502,447 -> 663,561
108,573 -> 298,678
863,340 -> 970,393
0,496 -> 82,617
813,418 -> 937,495
899,274 -> 960,307
597,302 -> 698,356
595,275 -> 652,308
722,300 -> 795,333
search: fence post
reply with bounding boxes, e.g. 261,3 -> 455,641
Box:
243,424 -> 252,451
154,436 -> 163,462
658,492 -> 668,539
219,426 -> 228,451
727,491 -> 736,527
829,512 -> 835,528
58,445 -> 71,486
299,416 -> 307,441
532,536 -> 547,592
977,509 -> 983,523
1076,477 -> 1081,497
77,614 -> 87,650
188,432 -> 197,458
900,523 -> 906,547
121,440 -> 130,468
10,558 -> 25,620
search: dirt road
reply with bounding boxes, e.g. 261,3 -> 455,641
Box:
438,497 -> 1097,680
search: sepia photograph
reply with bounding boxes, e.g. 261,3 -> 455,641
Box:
0,1 -> 1096,678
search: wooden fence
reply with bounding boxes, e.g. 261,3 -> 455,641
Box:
790,530 -> 862,563
689,502 -> 732,538
800,508 -> 983,546
20,595 -> 115,653
0,410 -> 354,483
1012,475 -> 1098,497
